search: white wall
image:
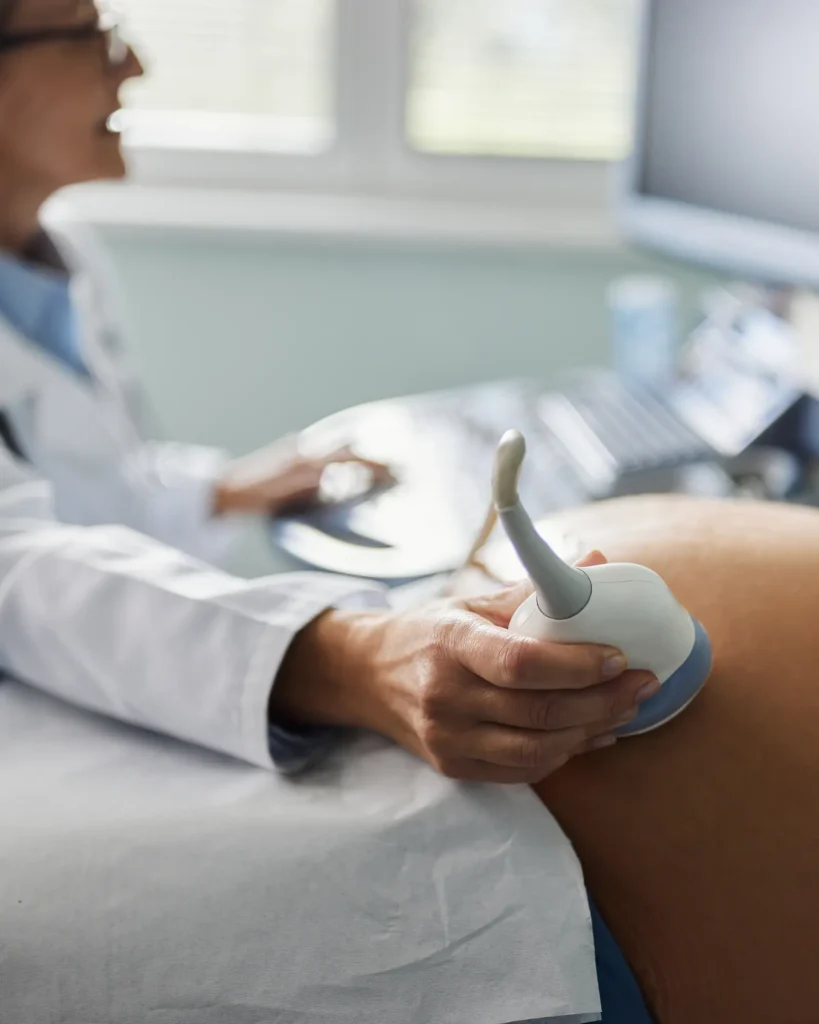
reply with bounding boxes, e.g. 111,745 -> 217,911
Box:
91,227 -> 718,576
99,228 -> 718,457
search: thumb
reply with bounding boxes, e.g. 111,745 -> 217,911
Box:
461,580 -> 533,628
462,551 -> 607,626
575,549 -> 608,569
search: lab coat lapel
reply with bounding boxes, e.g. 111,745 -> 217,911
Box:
0,315 -> 134,464
47,214 -> 159,441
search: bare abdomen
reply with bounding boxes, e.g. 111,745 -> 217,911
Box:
531,496 -> 819,1024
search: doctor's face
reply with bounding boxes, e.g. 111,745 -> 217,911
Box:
0,0 -> 143,195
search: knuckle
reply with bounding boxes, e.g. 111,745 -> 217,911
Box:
514,734 -> 551,769
416,714 -> 447,755
427,615 -> 460,663
428,617 -> 450,654
603,686 -> 627,720
527,694 -> 559,731
500,639 -> 529,686
417,672 -> 446,716
417,658 -> 459,720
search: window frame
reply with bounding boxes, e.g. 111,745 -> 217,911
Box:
123,0 -> 621,208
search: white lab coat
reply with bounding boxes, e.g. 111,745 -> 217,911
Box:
0,216 -> 391,766
0,217 -> 241,566
0,440 -> 387,767
0,232 -> 605,1023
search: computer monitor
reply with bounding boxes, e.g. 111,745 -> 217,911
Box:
619,0 -> 819,290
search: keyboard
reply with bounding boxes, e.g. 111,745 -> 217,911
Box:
538,373 -> 711,494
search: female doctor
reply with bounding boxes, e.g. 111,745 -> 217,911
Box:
0,0 -> 656,780
0,11 -> 390,567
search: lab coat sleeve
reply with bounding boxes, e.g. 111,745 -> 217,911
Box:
115,438 -> 241,567
0,447 -> 388,769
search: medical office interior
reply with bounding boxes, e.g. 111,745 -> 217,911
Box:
51,0 -> 819,586
54,0 -> 809,584
8,0 -> 819,1022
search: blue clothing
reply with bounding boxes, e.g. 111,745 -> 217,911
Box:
0,250 -> 87,376
527,896 -> 652,1024
589,896 -> 654,1023
267,721 -> 339,774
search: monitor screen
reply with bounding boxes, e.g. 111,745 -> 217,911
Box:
639,0 -> 819,231
624,0 -> 819,285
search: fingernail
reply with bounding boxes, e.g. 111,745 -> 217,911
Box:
636,679 -> 661,703
614,709 -> 638,727
590,734 -> 618,751
601,651 -> 628,680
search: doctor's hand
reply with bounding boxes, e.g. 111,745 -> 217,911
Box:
214,442 -> 392,517
273,553 -> 661,784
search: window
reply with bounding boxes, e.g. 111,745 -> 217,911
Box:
408,0 -> 640,160
122,0 -> 336,153
118,0 -> 640,197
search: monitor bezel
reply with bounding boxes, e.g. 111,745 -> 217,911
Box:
617,0 -> 819,289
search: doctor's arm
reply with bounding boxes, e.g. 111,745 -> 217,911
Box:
106,437 -> 390,570
0,446 -> 651,775
0,444 -> 388,770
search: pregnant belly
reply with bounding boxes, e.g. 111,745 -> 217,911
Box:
530,496 -> 819,1024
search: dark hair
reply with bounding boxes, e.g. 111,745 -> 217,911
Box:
0,0 -> 17,36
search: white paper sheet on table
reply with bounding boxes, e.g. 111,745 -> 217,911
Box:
0,679 -> 601,1024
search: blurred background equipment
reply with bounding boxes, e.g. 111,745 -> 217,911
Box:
269,0 -> 819,581
607,274 -> 680,389
59,2 -> 819,580
620,0 -> 819,289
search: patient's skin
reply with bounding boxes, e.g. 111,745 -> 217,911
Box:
530,496 -> 819,1024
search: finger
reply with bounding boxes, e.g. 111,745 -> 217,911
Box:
447,616 -> 627,691
283,484 -> 321,505
272,468 -> 323,503
575,549 -> 608,568
468,670 -> 659,731
578,733 -> 620,755
463,556 -> 607,626
464,712 -> 636,771
322,449 -> 396,490
461,557 -> 606,627
463,721 -> 609,770
359,459 -> 396,483
325,446 -> 388,472
434,729 -> 622,784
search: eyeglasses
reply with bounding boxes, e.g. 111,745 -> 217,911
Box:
0,3 -> 129,68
